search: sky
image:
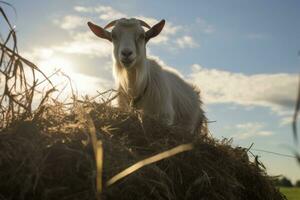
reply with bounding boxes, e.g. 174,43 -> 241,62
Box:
2,0 -> 300,182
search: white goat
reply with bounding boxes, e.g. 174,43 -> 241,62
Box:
88,18 -> 206,133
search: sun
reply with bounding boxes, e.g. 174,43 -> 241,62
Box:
38,55 -> 79,95
37,55 -> 103,96
39,56 -> 75,76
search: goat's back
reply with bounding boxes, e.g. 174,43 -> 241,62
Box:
148,59 -> 205,133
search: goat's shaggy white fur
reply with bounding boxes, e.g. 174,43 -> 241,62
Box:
88,18 -> 206,133
116,58 -> 206,133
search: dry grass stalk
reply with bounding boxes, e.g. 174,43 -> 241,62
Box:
0,4 -> 53,129
106,143 -> 193,187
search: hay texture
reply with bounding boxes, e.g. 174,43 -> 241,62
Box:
0,101 -> 285,200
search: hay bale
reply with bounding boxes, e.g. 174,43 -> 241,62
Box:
0,102 -> 285,200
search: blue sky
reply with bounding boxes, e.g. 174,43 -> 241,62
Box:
3,0 -> 300,182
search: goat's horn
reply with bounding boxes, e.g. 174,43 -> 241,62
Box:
104,20 -> 118,29
138,20 -> 151,29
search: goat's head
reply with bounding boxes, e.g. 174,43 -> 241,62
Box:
88,18 -> 165,69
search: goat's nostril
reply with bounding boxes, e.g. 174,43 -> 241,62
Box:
121,49 -> 133,57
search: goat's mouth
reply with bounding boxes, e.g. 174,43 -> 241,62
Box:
121,58 -> 135,68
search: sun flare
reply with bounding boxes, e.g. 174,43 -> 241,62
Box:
39,56 -> 75,76
37,55 -> 106,96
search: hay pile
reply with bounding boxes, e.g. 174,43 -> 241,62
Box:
0,101 -> 285,200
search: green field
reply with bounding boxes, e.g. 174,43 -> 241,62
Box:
280,187 -> 300,200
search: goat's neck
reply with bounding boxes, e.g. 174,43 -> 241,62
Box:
126,68 -> 137,96
116,60 -> 148,98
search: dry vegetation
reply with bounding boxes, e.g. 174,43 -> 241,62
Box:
0,4 -> 292,200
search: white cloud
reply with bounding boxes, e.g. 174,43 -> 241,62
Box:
189,64 -> 298,116
53,31 -> 112,58
280,116 -> 293,127
96,6 -> 127,20
68,5 -> 183,46
74,5 -> 126,20
236,122 -> 264,129
54,15 -> 86,30
21,47 -> 113,97
74,6 -> 93,13
255,130 -> 273,136
176,36 -> 198,48
232,122 -> 273,139
47,13 -> 114,58
21,31 -> 114,95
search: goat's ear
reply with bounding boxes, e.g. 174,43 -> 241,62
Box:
87,21 -> 112,42
145,19 -> 165,42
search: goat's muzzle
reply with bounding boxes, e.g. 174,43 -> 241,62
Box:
120,48 -> 135,68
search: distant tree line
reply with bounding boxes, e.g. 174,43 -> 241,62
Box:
274,177 -> 300,187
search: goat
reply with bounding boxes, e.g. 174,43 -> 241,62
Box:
88,18 -> 206,133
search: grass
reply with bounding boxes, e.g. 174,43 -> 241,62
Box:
280,187 -> 300,200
